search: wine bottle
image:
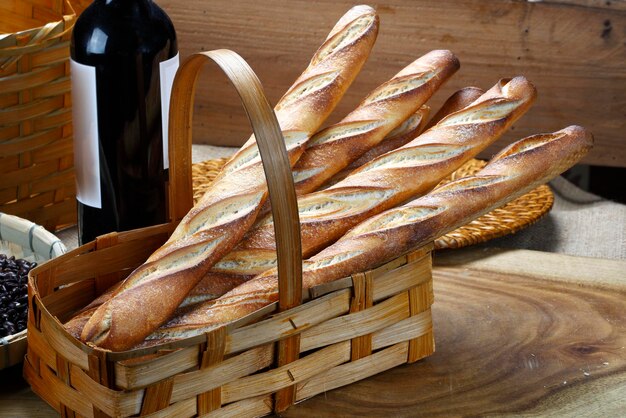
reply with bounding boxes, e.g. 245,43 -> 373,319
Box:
70,0 -> 178,245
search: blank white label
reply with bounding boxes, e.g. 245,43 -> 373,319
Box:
70,59 -> 101,208
160,53 -> 179,169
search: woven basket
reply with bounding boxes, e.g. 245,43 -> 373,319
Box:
24,50 -> 435,417
0,0 -> 77,232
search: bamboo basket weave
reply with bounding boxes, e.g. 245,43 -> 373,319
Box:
0,0 -> 77,232
24,50 -> 435,417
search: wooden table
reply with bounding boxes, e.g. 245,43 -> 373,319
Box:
1,248 -> 624,417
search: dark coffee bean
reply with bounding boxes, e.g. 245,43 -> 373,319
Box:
0,253 -> 35,337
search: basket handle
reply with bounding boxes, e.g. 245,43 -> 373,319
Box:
167,49 -> 303,312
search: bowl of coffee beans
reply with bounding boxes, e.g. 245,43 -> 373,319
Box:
0,212 -> 66,369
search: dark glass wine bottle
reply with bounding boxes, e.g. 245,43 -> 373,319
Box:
70,0 -> 178,245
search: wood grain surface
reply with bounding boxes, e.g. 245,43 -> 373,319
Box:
281,249 -> 626,417
0,248 -> 624,416
156,0 -> 626,167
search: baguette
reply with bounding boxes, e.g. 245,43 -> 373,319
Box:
424,86 -> 485,129
291,49 -> 459,194
146,125 -> 593,342
151,76 -> 537,336
327,105 -> 430,185
64,283 -> 120,338
218,76 -> 536,265
80,6 -> 379,351
329,86 -> 485,185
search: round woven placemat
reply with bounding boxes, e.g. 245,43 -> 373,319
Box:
191,158 -> 554,250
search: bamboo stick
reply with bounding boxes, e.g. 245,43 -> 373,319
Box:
26,321 -> 60,373
371,310 -> 432,349
300,292 -> 409,352
139,378 -> 174,415
407,256 -> 435,363
349,272 -> 373,361
296,342 -> 409,402
41,279 -> 94,322
225,288 -> 351,354
51,238 -> 164,288
140,398 -> 196,418
372,253 -> 431,302
222,341 -> 351,404
114,347 -> 198,390
170,345 -> 274,403
23,360 -> 65,415
197,327 -> 226,413
69,365 -> 143,417
40,310 -> 90,369
204,395 -> 273,418
42,365 -> 93,417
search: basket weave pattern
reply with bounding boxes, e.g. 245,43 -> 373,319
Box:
0,0 -> 77,231
24,229 -> 434,416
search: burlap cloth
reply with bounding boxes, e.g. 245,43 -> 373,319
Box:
57,145 -> 626,260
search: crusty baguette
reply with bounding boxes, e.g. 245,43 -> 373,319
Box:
64,283 -> 120,338
80,6 -> 379,351
145,125 -> 593,342
70,77 -> 534,341
424,86 -> 485,130
327,105 -> 430,185
216,76 -> 536,266
149,76 -> 537,336
291,49 -> 459,194
328,86 -> 485,185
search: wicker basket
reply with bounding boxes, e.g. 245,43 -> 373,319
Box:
0,0 -> 77,232
24,50 -> 435,417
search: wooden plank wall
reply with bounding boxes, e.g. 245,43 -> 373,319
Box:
156,0 -> 625,167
